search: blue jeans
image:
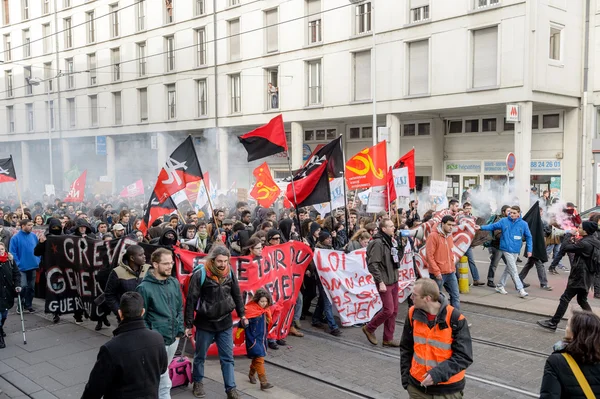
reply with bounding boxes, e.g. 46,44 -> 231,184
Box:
293,292 -> 303,322
193,327 -> 236,392
436,273 -> 460,310
463,247 -> 480,281
312,281 -> 338,330
0,310 -> 7,323
20,270 -> 36,309
546,244 -> 564,268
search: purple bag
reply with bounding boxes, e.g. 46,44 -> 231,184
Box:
168,338 -> 192,388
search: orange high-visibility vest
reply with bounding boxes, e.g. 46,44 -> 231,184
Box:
408,305 -> 466,385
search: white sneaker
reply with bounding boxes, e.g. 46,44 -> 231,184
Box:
519,289 -> 529,298
495,285 -> 508,295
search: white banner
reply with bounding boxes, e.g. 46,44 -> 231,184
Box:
429,180 -> 448,197
397,240 -> 418,303
393,167 -> 410,198
312,178 -> 346,217
366,186 -> 386,213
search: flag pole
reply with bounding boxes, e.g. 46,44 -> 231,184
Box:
188,135 -> 216,223
285,153 -> 303,239
340,139 -> 351,243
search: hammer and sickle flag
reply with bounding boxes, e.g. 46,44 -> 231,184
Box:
0,156 -> 17,183
345,141 -> 387,190
250,162 -> 280,208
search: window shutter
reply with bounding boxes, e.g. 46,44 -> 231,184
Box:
410,0 -> 429,8
472,26 -> 498,88
354,51 -> 371,101
409,40 -> 429,95
229,19 -> 240,59
307,0 -> 321,21
266,9 -> 278,53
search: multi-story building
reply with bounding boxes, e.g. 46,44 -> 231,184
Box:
0,0 -> 596,210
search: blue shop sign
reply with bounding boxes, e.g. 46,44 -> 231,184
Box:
531,160 -> 561,173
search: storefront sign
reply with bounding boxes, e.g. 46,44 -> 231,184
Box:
445,161 -> 481,173
483,161 -> 508,173
530,160 -> 561,173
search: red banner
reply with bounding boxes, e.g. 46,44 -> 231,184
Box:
174,241 -> 312,348
119,179 -> 144,198
64,170 -> 87,203
345,141 -> 387,190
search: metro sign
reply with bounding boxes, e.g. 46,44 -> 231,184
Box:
506,104 -> 520,123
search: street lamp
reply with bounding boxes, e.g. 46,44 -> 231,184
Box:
26,77 -> 54,186
349,0 -> 377,146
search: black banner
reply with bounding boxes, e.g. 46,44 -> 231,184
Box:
43,236 -> 160,319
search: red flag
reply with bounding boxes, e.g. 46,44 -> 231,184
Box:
394,149 -> 415,189
139,189 -> 177,235
184,181 -> 201,204
286,161 -> 330,208
250,162 -> 280,208
345,141 -> 387,190
384,167 -> 397,211
238,115 -> 288,162
119,179 -> 144,198
64,170 -> 87,203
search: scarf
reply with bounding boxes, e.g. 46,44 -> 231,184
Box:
0,253 -> 7,263
244,301 -> 272,325
205,259 -> 231,284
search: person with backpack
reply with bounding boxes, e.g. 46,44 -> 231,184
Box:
400,278 -> 473,398
537,221 -> 600,331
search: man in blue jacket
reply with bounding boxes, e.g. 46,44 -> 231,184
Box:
478,206 -> 532,298
9,219 -> 40,312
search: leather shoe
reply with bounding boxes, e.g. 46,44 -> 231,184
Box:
289,326 -> 304,337
487,281 -> 496,288
472,280 -> 485,286
382,340 -> 400,347
362,325 -> 378,345
522,283 -> 531,288
268,341 -> 279,350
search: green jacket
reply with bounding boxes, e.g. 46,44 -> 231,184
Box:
136,268 -> 184,346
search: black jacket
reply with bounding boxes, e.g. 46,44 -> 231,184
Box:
366,232 -> 399,286
81,318 -> 168,399
540,349 -> 600,398
0,254 -> 19,311
561,235 -> 598,291
104,262 -> 151,315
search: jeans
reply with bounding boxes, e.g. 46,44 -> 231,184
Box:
519,257 -> 548,287
487,248 -> 507,283
312,281 -> 338,331
366,283 -> 399,341
293,292 -> 303,322
546,244 -> 562,264
550,250 -> 574,269
193,327 -> 236,392
158,340 -> 179,399
463,247 -> 480,281
0,309 -> 7,324
20,270 -> 36,309
435,273 -> 460,310
550,287 -> 592,324
498,252 -> 524,291
594,273 -> 600,296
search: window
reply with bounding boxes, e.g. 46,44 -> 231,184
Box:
22,29 -> 30,58
543,113 -> 560,129
42,0 -> 49,14
532,115 -> 539,129
307,59 -> 322,105
353,50 -> 371,101
472,26 -> 498,88
42,23 -> 51,54
229,0 -> 239,6
408,40 -> 429,95
136,0 -> 145,31
447,120 -> 463,134
21,0 -> 28,20
167,84 -> 176,119
165,36 -> 175,72
88,53 -> 97,85
411,4 -> 429,23
26,103 -> 33,131
403,124 -> 416,136
137,42 -> 146,76
403,122 -> 431,136
229,19 -> 240,61
110,3 -> 119,38
111,48 -> 120,81
113,92 -> 122,125
6,106 -> 14,132
482,118 -> 496,132
139,88 -> 148,122
266,67 -> 279,109
549,25 -> 562,61
5,70 -> 12,97
197,79 -> 207,116
64,58 -> 74,89
349,126 -> 373,140
63,0 -> 70,8
86,11 -> 95,43
64,18 -> 72,48
503,118 -> 514,131
418,123 -> 431,135
355,2 -> 371,34
3,35 -> 10,62
165,0 -> 173,24
195,0 -> 204,16
476,0 -> 500,8
24,66 -> 32,95
67,98 -> 76,128
465,119 -> 479,133
90,95 -> 98,127
307,0 -> 321,44
230,74 -> 241,113
46,100 -> 54,130
3,0 -> 9,25
304,128 -> 337,142
265,9 -> 278,53
195,29 -> 206,66
44,62 -> 53,92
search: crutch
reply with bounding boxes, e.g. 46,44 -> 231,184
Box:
16,292 -> 26,345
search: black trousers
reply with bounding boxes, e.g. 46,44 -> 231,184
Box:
550,287 -> 592,324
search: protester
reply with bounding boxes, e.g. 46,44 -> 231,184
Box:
0,242 -> 20,348
82,292 -> 168,399
400,278 -> 473,398
484,205 -> 510,287
313,231 -> 342,337
345,229 -> 371,253
539,310 -> 600,397
136,248 -> 184,399
548,202 -> 582,274
461,203 -> 485,286
9,219 -> 40,312
184,245 -> 246,399
245,288 -> 274,391
362,218 -> 399,346
112,223 -> 126,239
426,216 -> 461,309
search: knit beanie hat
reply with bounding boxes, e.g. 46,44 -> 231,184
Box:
318,231 -> 331,243
582,221 -> 597,236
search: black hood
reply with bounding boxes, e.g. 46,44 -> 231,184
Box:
181,224 -> 196,240
47,218 -> 63,236
279,219 -> 293,241
74,218 -> 92,235
159,227 -> 178,247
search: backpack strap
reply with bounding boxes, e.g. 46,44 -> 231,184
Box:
194,265 -> 234,287
561,353 -> 595,399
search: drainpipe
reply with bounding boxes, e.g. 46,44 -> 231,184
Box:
581,0 -> 591,207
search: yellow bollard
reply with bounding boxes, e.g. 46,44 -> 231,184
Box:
458,256 -> 470,294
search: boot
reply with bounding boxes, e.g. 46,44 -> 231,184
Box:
259,375 -> 273,390
1,318 -> 6,337
288,326 -> 304,337
0,328 -> 5,349
95,321 -> 102,331
248,367 -> 257,384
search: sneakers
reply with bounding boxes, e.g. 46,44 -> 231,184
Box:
548,268 -> 559,275
522,283 -> 531,288
362,325 -> 378,346
330,328 -> 342,337
472,280 -> 485,286
27,308 -> 34,313
495,285 -> 508,295
268,341 -> 279,350
276,339 -> 287,346
541,285 -> 553,291
382,340 -> 400,347
537,319 -> 558,331
557,265 -> 570,272
193,382 -> 206,398
487,281 -> 496,288
519,289 -> 529,298
226,388 -> 240,399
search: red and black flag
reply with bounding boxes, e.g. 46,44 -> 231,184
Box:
139,190 -> 178,236
286,161 -> 330,208
293,136 -> 343,179
393,149 -> 416,189
238,114 -> 287,162
0,156 -> 17,183
154,136 -> 204,204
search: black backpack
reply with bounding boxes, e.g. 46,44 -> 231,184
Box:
586,240 -> 600,275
